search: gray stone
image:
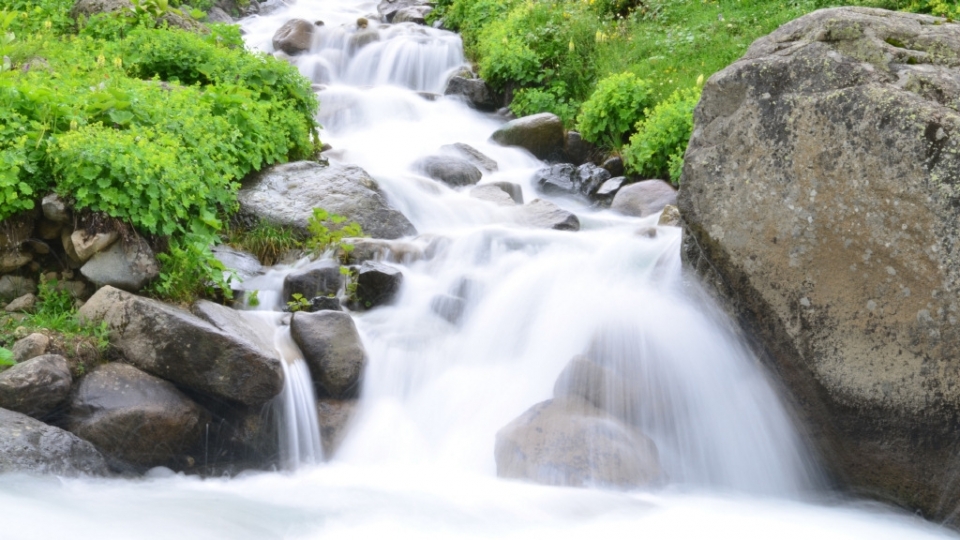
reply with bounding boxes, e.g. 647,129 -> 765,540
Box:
205,6 -> 233,23
71,229 -> 118,262
595,177 -> 626,202
0,250 -> 31,273
495,398 -> 662,488
576,163 -> 611,197
439,143 -> 499,172
348,29 -> 380,53
316,399 -> 356,458
4,293 -> 36,313
611,180 -> 677,218
191,300 -> 277,358
11,333 -> 49,363
309,296 -> 343,312
291,311 -> 366,398
238,161 -> 416,240
413,155 -> 483,187
0,276 -> 36,303
601,156 -> 625,178
512,199 -> 580,231
41,193 -> 70,223
0,354 -> 72,419
79,286 -> 283,407
67,363 -> 206,467
534,164 -> 578,195
0,407 -> 109,476
470,184 -> 517,206
355,261 -> 403,308
80,236 -> 159,292
283,261 -> 343,303
490,113 -> 565,161
658,205 -> 680,227
564,131 -> 595,166
393,5 -> 432,24
430,293 -> 465,324
377,0 -> 429,23
444,76 -> 500,112
343,238 -> 426,265
272,18 -> 315,55
678,7 -> 960,523
553,355 -> 632,419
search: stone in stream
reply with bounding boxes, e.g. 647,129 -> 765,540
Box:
490,113 -> 565,161
412,155 -> 484,187
430,293 -> 466,324
354,261 -> 404,308
552,355 -> 631,418
393,5 -> 433,24
495,397 -> 662,488
611,180 -> 677,218
377,0 -> 430,23
563,131 -> 596,166
343,238 -> 427,265
80,235 -> 160,293
678,7 -> 960,522
0,354 -> 72,419
658,205 -> 680,227
534,163 -> 578,196
443,77 -> 500,112
576,163 -> 611,197
272,18 -> 315,55
66,363 -> 207,467
282,261 -> 344,304
238,161 -> 417,240
470,184 -> 518,207
291,311 -> 366,398
600,156 -> 624,178
439,143 -> 499,173
594,177 -> 626,204
309,296 -> 343,312
348,29 -> 380,54
0,407 -> 110,476
191,299 -> 278,359
511,199 -> 580,231
79,286 -> 283,407
316,398 -> 357,458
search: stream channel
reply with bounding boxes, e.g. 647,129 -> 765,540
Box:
2,1 -> 959,538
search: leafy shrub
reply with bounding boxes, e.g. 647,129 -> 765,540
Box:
305,208 -> 364,262
623,85 -> 701,184
225,220 -> 302,266
509,85 -> 579,125
149,233 -> 233,303
576,72 -> 653,149
0,347 -> 14,369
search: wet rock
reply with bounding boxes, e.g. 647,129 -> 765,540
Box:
191,300 -> 277,358
378,0 -> 429,23
0,407 -> 109,476
309,296 -> 343,312
495,397 -> 662,488
343,238 -> 426,265
600,156 -> 624,178
41,193 -> 70,223
393,5 -> 432,24
348,29 -> 380,53
67,363 -> 206,467
212,245 -> 263,285
272,18 -> 315,55
80,236 -> 159,292
611,180 -> 677,218
413,155 -> 483,187
430,293 -> 465,324
282,261 -> 344,303
594,177 -> 626,204
553,355 -> 632,418
0,355 -> 71,419
316,399 -> 356,458
439,143 -> 499,173
11,333 -> 50,363
4,293 -> 36,313
658,205 -> 680,227
470,184 -> 518,206
564,131 -> 595,166
443,76 -> 500,111
576,163 -> 611,197
512,199 -> 580,231
291,311 -> 366,398
355,261 -> 403,308
205,6 -> 233,23
678,7 -> 960,522
71,229 -> 118,262
79,286 -> 283,407
238,161 -> 416,240
534,163 -> 578,196
490,113 -> 565,161
0,276 -> 36,303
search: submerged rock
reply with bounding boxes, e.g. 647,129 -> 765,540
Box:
0,407 -> 109,476
355,261 -> 403,308
282,261 -> 344,303
611,180 -> 677,218
291,311 -> 366,398
512,199 -> 580,231
412,155 -> 483,187
443,76 -> 500,111
439,143 -> 499,173
316,399 -> 357,458
470,184 -> 518,206
490,113 -> 565,161
0,354 -> 72,419
238,161 -> 416,240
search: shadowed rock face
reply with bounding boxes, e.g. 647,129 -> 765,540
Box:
0,407 -> 109,476
679,7 -> 960,522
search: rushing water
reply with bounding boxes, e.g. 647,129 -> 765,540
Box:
2,1 -> 958,538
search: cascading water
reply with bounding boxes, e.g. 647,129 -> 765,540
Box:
2,1 -> 959,538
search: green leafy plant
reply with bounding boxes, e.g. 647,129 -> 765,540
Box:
510,84 -> 580,125
149,232 -> 235,304
305,208 -> 364,262
0,346 -> 14,369
246,288 -> 260,308
286,293 -> 310,312
622,84 -> 701,185
577,72 -> 653,149
225,219 -> 302,265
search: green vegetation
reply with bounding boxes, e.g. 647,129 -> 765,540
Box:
305,208 -> 364,262
286,293 -> 311,312
0,347 -> 14,369
225,220 -> 302,266
433,0 -> 952,183
0,0 -> 319,302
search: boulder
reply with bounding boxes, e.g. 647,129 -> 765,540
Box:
412,155 -> 483,187
393,5 -> 432,24
430,293 -> 465,324
354,261 -> 403,308
343,238 -> 426,265
4,293 -> 36,313
308,296 -> 343,312
491,113 -> 565,161
212,245 -> 263,281
377,0 -> 428,23
611,180 -> 677,218
0,354 -> 72,419
348,29 -> 380,53
272,18 -> 315,55
0,407 -> 109,476
439,143 -> 499,173
564,131 -> 596,166
11,333 -> 50,363
576,163 -> 612,197
67,363 -> 206,467
594,177 -> 626,203
470,184 -> 518,206
678,7 -> 960,522
291,311 -> 366,398
70,229 -> 118,262
190,300 -> 277,358
553,355 -> 634,420
205,6 -> 233,23
534,163 -> 578,196
282,262 -> 343,303
238,161 -> 416,240
80,235 -> 159,292
601,156 -> 625,177
512,199 -> 580,231
79,286 -> 283,406
41,193 -> 70,223
495,397 -> 662,488
443,76 -> 500,111
658,205 -> 680,227
316,399 -> 356,458
0,250 -> 31,273
0,276 -> 36,303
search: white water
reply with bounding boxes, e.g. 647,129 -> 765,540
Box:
2,1 -> 958,538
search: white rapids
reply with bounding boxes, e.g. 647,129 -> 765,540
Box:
1,0 -> 958,538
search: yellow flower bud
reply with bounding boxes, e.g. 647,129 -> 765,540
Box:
114,57 -> 123,68
568,39 -> 575,52
96,54 -> 106,66
696,73 -> 704,86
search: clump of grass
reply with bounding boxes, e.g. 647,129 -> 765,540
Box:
224,220 -> 304,266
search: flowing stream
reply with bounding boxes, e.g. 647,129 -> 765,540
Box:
1,1 -> 958,538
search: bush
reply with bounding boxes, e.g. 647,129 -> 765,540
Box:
623,85 -> 700,184
576,72 -> 653,149
509,85 -> 579,125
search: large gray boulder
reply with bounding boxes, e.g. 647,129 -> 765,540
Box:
0,407 -> 109,476
412,155 -> 483,187
490,113 -> 565,161
80,235 -> 159,292
67,363 -> 206,467
678,7 -> 960,522
191,300 -> 278,358
439,143 -> 499,173
272,18 -> 315,55
0,354 -> 72,419
611,180 -> 677,218
238,161 -> 416,240
79,286 -> 283,407
511,199 -> 580,231
291,311 -> 366,398
443,76 -> 500,111
495,397 -> 662,488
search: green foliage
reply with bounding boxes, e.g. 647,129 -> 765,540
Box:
225,220 -> 302,266
3,278 -> 111,355
3,0 -> 74,36
0,347 -> 14,369
577,72 -> 653,149
623,85 -> 700,185
509,85 -> 579,126
286,293 -> 310,312
149,232 -> 234,304
246,289 -> 260,308
305,208 -> 364,262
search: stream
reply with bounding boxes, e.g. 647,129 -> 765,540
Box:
1,0 -> 958,538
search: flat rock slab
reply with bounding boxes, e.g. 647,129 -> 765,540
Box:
0,407 -> 109,476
